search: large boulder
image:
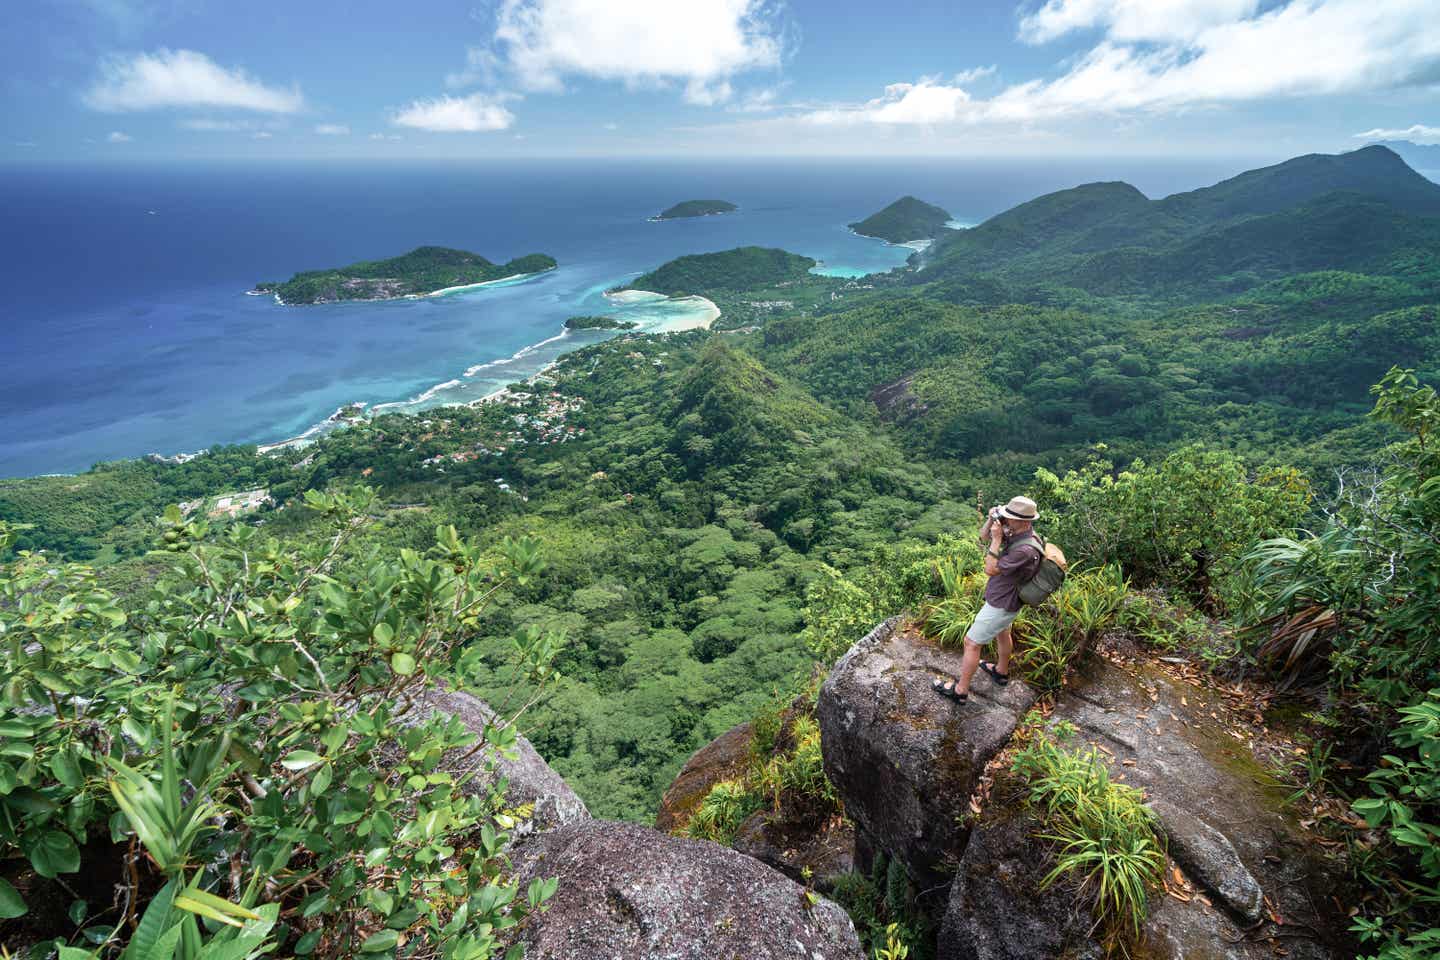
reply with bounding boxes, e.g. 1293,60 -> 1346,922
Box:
938,657 -> 1356,960
511,819 -> 865,960
732,808 -> 856,891
654,720 -> 754,833
818,617 -> 1038,882
403,686 -> 589,835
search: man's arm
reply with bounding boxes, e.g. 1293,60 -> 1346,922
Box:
983,522 -> 1004,576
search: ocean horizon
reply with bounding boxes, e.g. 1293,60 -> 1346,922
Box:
1,156 -> 1271,478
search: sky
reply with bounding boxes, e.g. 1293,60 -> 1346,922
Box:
3,0 -> 1439,163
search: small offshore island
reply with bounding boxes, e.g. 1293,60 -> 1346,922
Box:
651,199 -> 738,221
251,245 -> 557,305
563,315 -> 638,330
849,195 -> 953,244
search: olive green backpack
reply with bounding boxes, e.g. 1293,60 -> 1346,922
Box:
1008,533 -> 1069,606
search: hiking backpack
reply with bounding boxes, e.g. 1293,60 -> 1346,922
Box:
1009,533 -> 1069,606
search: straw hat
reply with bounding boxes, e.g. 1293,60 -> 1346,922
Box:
998,496 -> 1039,522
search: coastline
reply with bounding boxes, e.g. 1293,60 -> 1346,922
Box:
420,267 -> 549,298
252,288 -> 720,456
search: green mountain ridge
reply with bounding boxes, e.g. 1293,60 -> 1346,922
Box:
919,146 -> 1440,303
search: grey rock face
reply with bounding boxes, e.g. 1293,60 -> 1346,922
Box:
403,686 -> 589,835
1149,798 -> 1264,924
512,819 -> 865,960
732,809 -> 856,891
936,796 -> 1101,960
1050,657 -> 1348,956
817,617 -> 1037,882
936,657 -> 1354,960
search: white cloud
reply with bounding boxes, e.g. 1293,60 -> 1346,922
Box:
603,122 -> 619,130
952,65 -> 997,85
447,47 -> 501,89
1018,0 -> 1263,44
314,123 -> 350,135
684,79 -> 733,106
251,131 -> 272,140
392,93 -> 516,132
14,141 -> 37,148
85,49 -> 304,113
1354,123 -> 1440,143
806,80 -> 972,125
811,0 -> 1440,125
369,132 -> 403,141
107,130 -> 133,142
486,0 -> 784,98
181,117 -> 251,131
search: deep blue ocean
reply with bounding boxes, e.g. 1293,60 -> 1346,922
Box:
0,157 -> 1261,477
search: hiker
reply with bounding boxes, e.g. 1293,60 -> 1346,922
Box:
933,496 -> 1043,703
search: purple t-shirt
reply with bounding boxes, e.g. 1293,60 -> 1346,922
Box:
984,535 -> 1042,613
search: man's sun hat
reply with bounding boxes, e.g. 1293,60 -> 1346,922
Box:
999,496 -> 1039,521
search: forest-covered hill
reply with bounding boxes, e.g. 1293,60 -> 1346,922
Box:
848,195 -> 953,243
254,246 -> 557,304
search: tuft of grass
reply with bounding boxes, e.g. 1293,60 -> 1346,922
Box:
682,779 -> 763,845
756,714 -> 835,811
1011,725 -> 1166,954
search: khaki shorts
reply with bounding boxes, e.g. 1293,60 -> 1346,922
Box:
967,602 -> 1020,645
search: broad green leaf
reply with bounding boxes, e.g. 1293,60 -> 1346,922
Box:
0,720 -> 33,738
30,830 -> 80,878
390,652 -> 416,676
280,750 -> 324,771
121,878 -> 177,960
360,930 -> 399,952
0,877 -> 26,919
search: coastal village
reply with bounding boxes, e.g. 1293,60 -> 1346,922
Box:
419,389 -> 587,472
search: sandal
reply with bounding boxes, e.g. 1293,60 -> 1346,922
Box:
932,677 -> 969,703
980,661 -> 1010,686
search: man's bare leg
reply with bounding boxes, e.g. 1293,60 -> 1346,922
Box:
993,626 -> 1013,676
956,636 -> 983,695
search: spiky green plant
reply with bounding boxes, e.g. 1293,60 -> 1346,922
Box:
682,779 -> 763,845
1011,729 -> 1165,953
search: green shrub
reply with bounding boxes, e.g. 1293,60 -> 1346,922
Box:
1011,723 -> 1166,952
1350,689 -> 1440,959
0,492 -> 564,958
1035,444 -> 1311,607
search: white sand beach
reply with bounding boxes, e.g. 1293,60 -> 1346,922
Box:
604,288 -> 721,331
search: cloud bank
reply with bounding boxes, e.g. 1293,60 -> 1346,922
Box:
809,0 -> 1440,125
458,0 -> 786,106
1354,123 -> 1440,143
392,93 -> 516,132
85,49 -> 304,113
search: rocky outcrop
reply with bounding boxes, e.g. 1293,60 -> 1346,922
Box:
402,687 -> 589,835
817,617 -> 1038,883
936,656 -> 1356,960
733,809 -> 856,890
654,720 -> 754,833
511,819 -> 865,960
